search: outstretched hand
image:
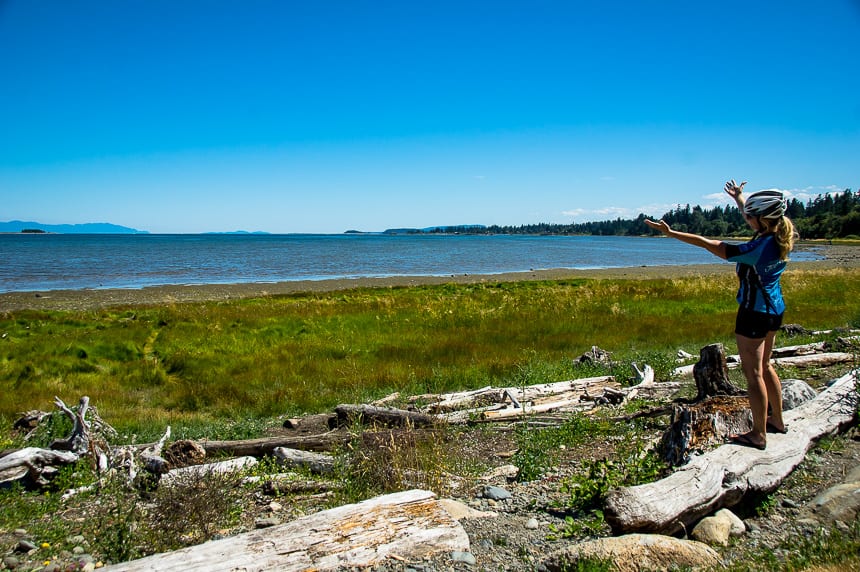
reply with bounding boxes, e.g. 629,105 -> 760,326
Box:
724,179 -> 747,199
644,219 -> 671,236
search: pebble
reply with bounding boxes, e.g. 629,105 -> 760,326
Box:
525,518 -> 540,530
14,539 -> 36,553
255,516 -> 280,528
450,550 -> 477,566
3,556 -> 20,570
782,498 -> 799,509
482,485 -> 512,501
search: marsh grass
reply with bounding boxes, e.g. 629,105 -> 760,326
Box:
1,268 -> 858,439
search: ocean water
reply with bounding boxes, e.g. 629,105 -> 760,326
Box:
0,233 -> 823,293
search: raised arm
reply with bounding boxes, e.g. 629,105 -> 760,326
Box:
644,219 -> 728,260
724,179 -> 747,211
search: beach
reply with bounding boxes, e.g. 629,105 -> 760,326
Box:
2,243 -> 857,313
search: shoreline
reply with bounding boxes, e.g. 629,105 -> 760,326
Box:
2,244 -> 858,312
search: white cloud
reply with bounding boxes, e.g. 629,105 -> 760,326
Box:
562,202 -> 676,222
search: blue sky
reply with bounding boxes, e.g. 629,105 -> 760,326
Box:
1,1 -> 858,233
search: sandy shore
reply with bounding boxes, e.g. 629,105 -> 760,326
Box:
2,243 -> 858,312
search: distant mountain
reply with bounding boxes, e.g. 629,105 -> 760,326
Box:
0,220 -> 149,234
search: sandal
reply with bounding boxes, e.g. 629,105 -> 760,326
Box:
766,420 -> 788,434
730,433 -> 766,450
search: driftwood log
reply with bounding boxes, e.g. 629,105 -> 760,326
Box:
604,368 -> 858,534
160,456 -> 258,488
0,447 -> 80,486
198,431 -> 352,456
333,404 -> 438,428
273,446 -> 334,475
0,397 -> 102,487
105,489 -> 468,572
673,351 -> 855,378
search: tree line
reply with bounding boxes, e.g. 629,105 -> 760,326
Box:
427,189 -> 860,239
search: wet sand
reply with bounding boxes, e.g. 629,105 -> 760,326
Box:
2,243 -> 857,312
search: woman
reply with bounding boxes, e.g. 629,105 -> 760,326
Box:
645,179 -> 797,450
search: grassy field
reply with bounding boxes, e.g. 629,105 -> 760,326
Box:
2,267 -> 859,442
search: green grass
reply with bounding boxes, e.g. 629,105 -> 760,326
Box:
1,267 -> 858,440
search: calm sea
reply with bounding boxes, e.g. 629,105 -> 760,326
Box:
0,233 -> 823,293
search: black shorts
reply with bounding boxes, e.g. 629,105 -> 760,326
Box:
735,308 -> 784,339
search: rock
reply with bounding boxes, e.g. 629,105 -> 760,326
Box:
450,551 -> 477,566
482,485 -> 511,501
438,498 -> 498,520
525,518 -> 540,530
542,534 -> 721,572
803,463 -> 860,525
714,508 -> 745,537
3,555 -> 20,570
782,498 -> 799,509
14,539 -> 36,553
691,516 -> 730,546
254,516 -> 281,528
781,378 -> 817,410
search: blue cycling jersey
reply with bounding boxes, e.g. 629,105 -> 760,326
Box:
724,234 -> 786,315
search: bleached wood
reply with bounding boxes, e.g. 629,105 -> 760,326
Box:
773,352 -> 854,367
481,397 -> 583,420
334,404 -> 439,428
0,447 -> 80,485
418,377 -> 616,414
273,446 -> 334,475
105,489 -> 469,572
673,351 -> 855,377
604,369 -> 858,534
198,431 -> 352,456
159,456 -> 258,487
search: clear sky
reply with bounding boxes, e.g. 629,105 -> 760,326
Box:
1,1 -> 858,233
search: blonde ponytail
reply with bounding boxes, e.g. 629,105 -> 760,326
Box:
773,217 -> 797,260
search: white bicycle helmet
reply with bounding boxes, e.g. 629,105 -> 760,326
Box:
744,190 -> 786,219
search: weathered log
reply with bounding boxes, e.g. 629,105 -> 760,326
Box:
409,385 -> 494,411
416,377 -> 616,414
0,447 -> 80,486
160,456 -> 258,488
773,352 -> 855,368
333,404 -> 438,428
481,397 -> 584,420
273,446 -> 334,475
198,431 -> 352,456
105,489 -> 469,572
604,368 -> 859,535
673,351 -> 856,378
770,341 -> 828,357
692,344 -> 743,401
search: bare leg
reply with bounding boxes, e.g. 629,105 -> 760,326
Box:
735,333 -> 768,448
762,330 -> 785,431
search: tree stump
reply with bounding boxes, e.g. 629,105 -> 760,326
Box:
692,344 -> 743,401
662,344 -> 749,466
661,396 -> 752,466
